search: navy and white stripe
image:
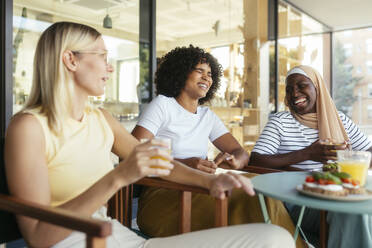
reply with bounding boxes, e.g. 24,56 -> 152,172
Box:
252,111 -> 372,171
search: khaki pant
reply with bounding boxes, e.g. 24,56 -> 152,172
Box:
138,173 -> 305,248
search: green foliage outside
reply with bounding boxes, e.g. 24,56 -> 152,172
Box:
138,43 -> 151,103
333,41 -> 362,117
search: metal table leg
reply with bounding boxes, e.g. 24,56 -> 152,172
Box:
257,193 -> 309,243
294,206 -> 306,242
258,193 -> 271,224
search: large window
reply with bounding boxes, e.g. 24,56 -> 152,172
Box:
367,61 -> 372,74
9,0 -> 364,151
343,44 -> 353,57
333,28 -> 372,138
154,0 -> 333,155
367,39 -> 372,54
156,0 -> 269,155
13,0 -> 140,131
274,1 -> 331,112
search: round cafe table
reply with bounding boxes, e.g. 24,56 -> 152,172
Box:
251,171 -> 372,243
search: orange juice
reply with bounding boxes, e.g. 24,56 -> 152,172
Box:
140,138 -> 172,175
150,138 -> 171,170
150,150 -> 171,169
339,161 -> 369,186
150,156 -> 169,161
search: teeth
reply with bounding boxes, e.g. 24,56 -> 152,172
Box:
295,98 -> 306,104
198,83 -> 208,89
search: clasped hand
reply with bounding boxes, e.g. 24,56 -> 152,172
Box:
214,152 -> 241,169
182,152 -> 240,174
184,157 -> 217,174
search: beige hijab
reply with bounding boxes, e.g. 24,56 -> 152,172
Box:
285,65 -> 349,144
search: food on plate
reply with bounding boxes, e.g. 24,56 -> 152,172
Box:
303,172 -> 347,196
322,161 -> 339,173
303,171 -> 365,196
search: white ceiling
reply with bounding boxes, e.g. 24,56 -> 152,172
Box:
287,0 -> 372,31
14,0 -> 372,47
14,0 -> 244,43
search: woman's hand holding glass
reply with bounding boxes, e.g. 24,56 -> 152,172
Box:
209,173 -> 255,199
117,139 -> 174,184
305,139 -> 348,163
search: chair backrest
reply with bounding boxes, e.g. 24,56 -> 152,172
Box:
0,137 -> 22,243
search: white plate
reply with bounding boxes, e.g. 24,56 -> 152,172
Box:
296,184 -> 372,202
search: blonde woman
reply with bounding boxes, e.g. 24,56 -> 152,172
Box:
4,22 -> 295,248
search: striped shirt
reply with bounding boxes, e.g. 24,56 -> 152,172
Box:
252,111 -> 372,171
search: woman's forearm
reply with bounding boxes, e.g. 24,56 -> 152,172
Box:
163,160 -> 215,190
248,150 -> 309,169
174,158 -> 195,168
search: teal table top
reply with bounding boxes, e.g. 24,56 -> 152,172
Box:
251,171 -> 372,215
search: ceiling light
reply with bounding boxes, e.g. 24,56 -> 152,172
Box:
103,8 -> 112,29
212,20 -> 220,36
103,14 -> 112,29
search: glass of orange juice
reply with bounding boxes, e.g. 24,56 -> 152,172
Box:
149,138 -> 172,168
337,150 -> 371,186
320,140 -> 346,153
141,138 -> 172,176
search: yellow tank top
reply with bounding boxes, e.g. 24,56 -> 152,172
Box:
26,107 -> 114,207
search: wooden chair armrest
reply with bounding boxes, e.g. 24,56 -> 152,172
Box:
242,165 -> 305,174
281,166 -> 305,171
136,177 -> 210,194
111,177 -> 228,234
0,194 -> 112,238
241,165 -> 283,174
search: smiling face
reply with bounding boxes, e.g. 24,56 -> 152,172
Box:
286,73 -> 317,114
73,37 -> 114,97
182,62 -> 213,100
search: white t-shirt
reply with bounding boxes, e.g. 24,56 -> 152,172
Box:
252,111 -> 372,171
137,95 -> 228,159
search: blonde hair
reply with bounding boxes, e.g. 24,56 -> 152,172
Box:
23,22 -> 101,134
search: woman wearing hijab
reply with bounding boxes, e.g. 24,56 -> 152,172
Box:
249,65 -> 372,247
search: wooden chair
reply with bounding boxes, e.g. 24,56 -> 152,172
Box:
0,137 -> 112,248
1,132 -> 228,247
113,165 -> 285,237
112,163 -> 328,247
111,177 -> 228,234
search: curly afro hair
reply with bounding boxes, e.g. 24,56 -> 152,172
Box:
155,45 -> 223,105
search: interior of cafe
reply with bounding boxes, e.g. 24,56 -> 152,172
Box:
3,0 -> 372,157
1,0 -> 372,247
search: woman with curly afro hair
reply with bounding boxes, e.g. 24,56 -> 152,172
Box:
131,45 -> 304,248
155,45 -> 221,106
133,45 -> 249,172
